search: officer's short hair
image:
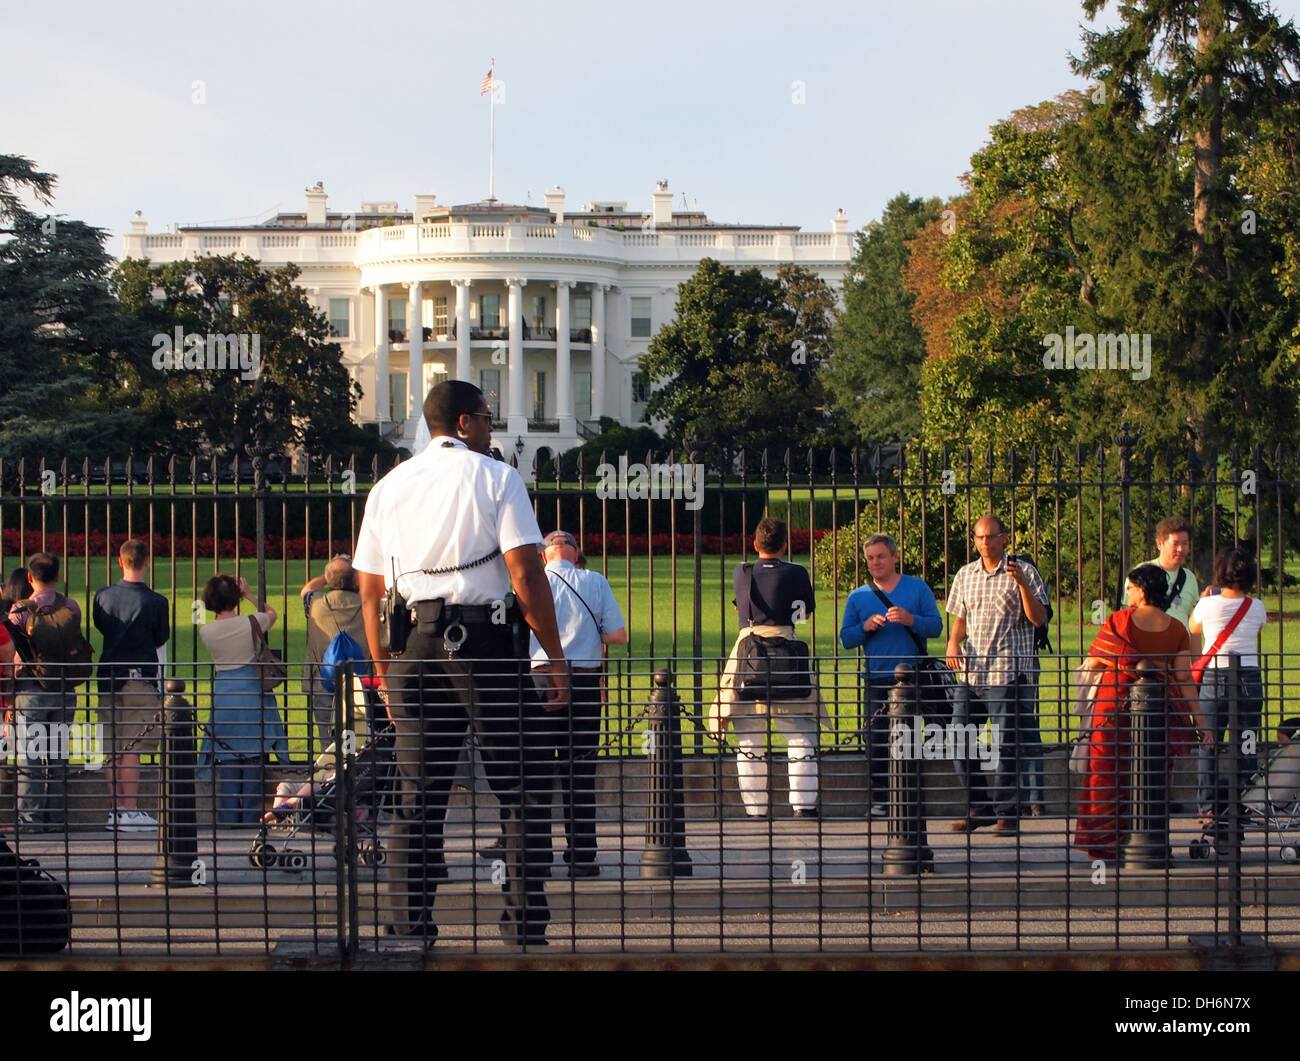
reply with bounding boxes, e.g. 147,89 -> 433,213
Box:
424,380 -> 485,436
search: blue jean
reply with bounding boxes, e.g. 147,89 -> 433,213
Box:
14,682 -> 74,829
951,678 -> 1040,819
216,759 -> 264,825
1196,667 -> 1263,814
862,678 -> 895,805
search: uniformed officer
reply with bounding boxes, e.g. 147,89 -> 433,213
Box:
355,380 -> 567,948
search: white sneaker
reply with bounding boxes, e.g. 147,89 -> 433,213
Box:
108,810 -> 159,833
869,803 -> 888,818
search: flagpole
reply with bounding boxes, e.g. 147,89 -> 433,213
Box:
488,58 -> 496,201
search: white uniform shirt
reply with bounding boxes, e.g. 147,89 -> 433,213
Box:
353,437 -> 543,605
528,559 -> 625,667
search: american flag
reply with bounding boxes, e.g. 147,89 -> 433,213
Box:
480,67 -> 494,96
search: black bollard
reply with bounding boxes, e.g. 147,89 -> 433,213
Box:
640,668 -> 693,878
151,678 -> 202,886
883,664 -> 934,876
1121,659 -> 1171,868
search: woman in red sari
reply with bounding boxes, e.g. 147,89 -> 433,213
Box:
1073,565 -> 1212,861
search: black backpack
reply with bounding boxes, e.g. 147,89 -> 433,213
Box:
0,839 -> 72,955
1007,554 -> 1054,652
14,593 -> 94,691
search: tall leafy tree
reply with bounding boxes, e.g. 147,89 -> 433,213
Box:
112,254 -> 362,458
641,258 -> 838,459
1071,0 -> 1300,453
0,155 -> 156,464
824,192 -> 942,444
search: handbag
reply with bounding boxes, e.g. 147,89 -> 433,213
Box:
1189,597 -> 1252,685
249,615 -> 287,691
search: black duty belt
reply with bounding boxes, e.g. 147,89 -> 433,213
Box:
411,599 -> 512,626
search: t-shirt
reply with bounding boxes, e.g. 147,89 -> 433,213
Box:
1190,595 -> 1267,669
529,560 -> 625,666
1127,560 -> 1199,630
732,559 -> 814,628
94,579 -> 170,693
199,612 -> 273,671
8,587 -> 81,676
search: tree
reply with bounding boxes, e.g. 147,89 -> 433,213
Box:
1070,0 -> 1300,454
640,258 -> 838,459
112,254 -> 363,458
0,155 -> 157,464
823,193 -> 942,444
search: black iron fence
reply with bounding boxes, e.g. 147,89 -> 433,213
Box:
2,437 -> 1299,959
2,653 -> 1299,960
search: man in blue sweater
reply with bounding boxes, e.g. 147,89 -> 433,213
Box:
839,534 -> 943,816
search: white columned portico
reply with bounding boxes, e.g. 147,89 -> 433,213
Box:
555,280 -> 574,433
591,283 -> 607,421
372,284 -> 389,423
452,279 -> 472,382
405,281 -> 424,447
506,277 -> 526,435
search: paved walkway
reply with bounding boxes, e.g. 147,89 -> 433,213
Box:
7,812 -> 1299,958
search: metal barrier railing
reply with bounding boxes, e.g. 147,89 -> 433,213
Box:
3,653 -> 1298,959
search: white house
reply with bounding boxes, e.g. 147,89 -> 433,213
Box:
122,180 -> 852,470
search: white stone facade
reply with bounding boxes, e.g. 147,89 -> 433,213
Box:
121,181 -> 852,472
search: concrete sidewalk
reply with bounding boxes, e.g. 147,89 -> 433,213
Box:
8,811 -> 1299,959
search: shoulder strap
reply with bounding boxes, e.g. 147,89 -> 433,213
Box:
248,614 -> 266,648
742,563 -> 755,626
868,582 -> 928,656
550,570 -> 601,633
1193,596 -> 1253,669
1168,567 -> 1187,609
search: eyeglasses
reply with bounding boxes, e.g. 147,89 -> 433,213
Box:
467,411 -> 493,421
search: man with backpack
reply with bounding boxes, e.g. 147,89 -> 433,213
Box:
944,517 -> 1048,836
93,539 -> 170,832
7,553 -> 92,834
301,555 -> 368,752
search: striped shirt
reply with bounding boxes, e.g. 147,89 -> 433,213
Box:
945,555 -> 1047,692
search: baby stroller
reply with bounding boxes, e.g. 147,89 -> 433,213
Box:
249,677 -> 395,872
1188,719 -> 1300,863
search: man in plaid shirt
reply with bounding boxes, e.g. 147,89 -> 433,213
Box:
944,515 -> 1048,835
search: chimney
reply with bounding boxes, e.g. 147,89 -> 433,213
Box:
305,182 -> 327,226
651,180 -> 673,227
831,208 -> 848,235
130,211 -> 148,235
412,193 -> 437,221
544,185 -> 565,223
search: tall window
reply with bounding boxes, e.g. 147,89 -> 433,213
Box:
387,298 -> 407,342
531,295 -> 547,334
480,294 -> 501,328
422,362 -> 447,399
433,296 -> 448,336
328,298 -> 349,338
479,368 -> 501,419
389,372 -> 408,422
572,295 -> 592,331
574,371 -> 592,422
532,370 -> 547,420
630,297 -> 652,338
631,370 -> 650,423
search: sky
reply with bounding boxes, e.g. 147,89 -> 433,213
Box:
8,0 -> 1300,251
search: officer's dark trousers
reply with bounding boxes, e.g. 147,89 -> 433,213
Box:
387,621 -> 551,940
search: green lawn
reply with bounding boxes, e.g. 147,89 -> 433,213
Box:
20,552 -> 1300,761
